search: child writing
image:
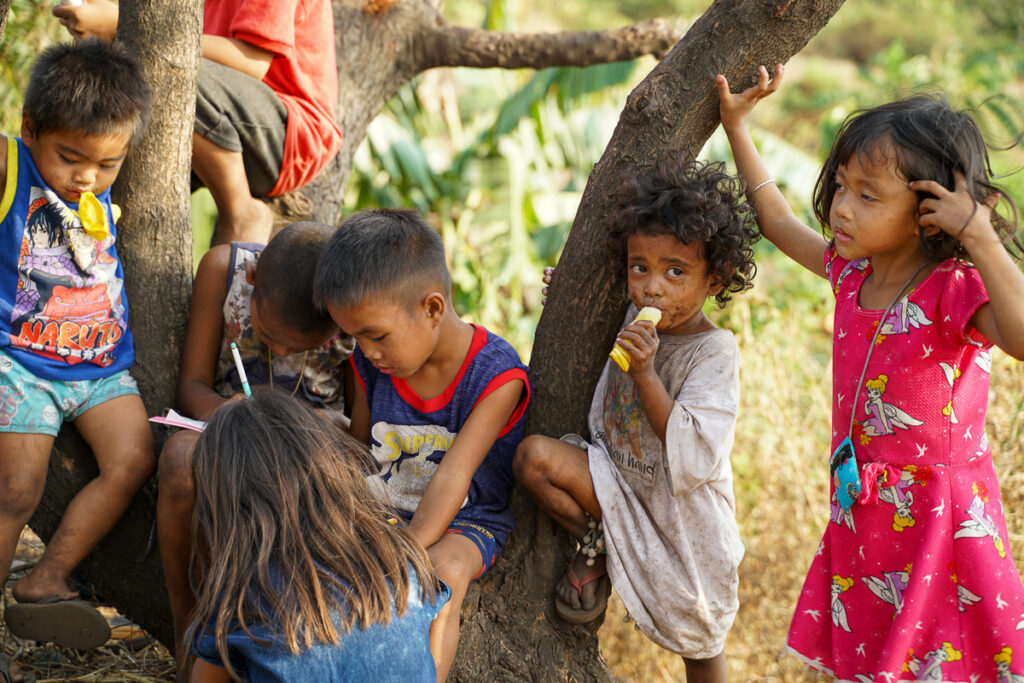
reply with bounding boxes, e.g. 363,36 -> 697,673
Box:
718,65 -> 1024,680
0,39 -> 155,665
157,221 -> 354,671
514,156 -> 755,682
313,209 -> 530,681
55,0 -> 343,244
188,388 -> 449,682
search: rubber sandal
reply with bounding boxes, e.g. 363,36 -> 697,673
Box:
4,596 -> 110,649
554,560 -> 611,624
0,653 -> 36,683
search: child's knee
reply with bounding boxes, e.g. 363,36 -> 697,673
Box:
512,434 -> 550,487
0,473 -> 45,520
157,433 -> 197,500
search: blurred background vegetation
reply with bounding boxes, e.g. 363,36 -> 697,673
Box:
3,0 -> 1023,679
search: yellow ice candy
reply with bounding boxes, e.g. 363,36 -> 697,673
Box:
77,191 -> 110,241
609,306 -> 662,372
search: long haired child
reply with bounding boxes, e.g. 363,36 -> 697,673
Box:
516,156 -> 756,681
718,65 -> 1024,680
186,389 -> 449,682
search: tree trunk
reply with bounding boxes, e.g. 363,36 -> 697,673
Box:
23,0 -> 844,676
28,0 -> 202,650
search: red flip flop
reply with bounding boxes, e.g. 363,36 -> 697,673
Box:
554,560 -> 611,624
4,596 -> 110,649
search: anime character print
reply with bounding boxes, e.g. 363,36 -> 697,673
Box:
10,187 -> 126,368
955,490 -> 1006,558
863,570 -> 909,617
831,575 -> 854,632
904,642 -> 963,680
861,375 -> 924,437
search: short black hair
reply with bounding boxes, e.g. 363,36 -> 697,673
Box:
24,39 -> 152,146
606,156 -> 759,307
313,209 -> 451,312
254,222 -> 338,338
813,94 -> 1021,262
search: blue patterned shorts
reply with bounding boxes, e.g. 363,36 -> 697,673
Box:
0,350 -> 140,436
444,520 -> 500,579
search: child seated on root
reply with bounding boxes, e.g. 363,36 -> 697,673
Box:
313,209 -> 531,682
188,389 -> 449,682
514,157 -> 756,682
0,39 -> 155,671
157,221 -> 354,671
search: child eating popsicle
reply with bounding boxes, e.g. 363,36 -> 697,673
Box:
514,155 -> 757,682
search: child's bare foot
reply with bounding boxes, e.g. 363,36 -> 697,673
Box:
215,196 -> 273,245
11,569 -> 77,604
554,549 -> 610,623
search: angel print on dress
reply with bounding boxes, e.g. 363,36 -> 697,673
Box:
995,646 -> 1024,682
861,375 -> 924,437
863,570 -> 909,617
831,575 -> 854,632
904,642 -> 963,681
877,468 -> 920,533
955,490 -> 1007,558
879,296 -> 933,336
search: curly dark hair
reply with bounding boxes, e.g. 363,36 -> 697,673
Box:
606,156 -> 759,308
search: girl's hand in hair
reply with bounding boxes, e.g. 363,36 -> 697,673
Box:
911,171 -> 1001,248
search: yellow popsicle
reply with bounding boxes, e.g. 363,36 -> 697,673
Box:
77,191 -> 110,241
609,306 -> 662,372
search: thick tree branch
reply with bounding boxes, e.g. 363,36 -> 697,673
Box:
0,0 -> 9,42
422,18 -> 681,70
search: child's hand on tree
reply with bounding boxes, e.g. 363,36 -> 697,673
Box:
53,0 -> 119,42
716,63 -> 783,133
541,266 -> 554,306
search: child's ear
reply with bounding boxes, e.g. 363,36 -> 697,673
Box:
423,291 -> 446,326
708,277 -> 726,298
21,113 -> 36,144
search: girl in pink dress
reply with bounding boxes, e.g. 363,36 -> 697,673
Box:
717,64 -> 1024,681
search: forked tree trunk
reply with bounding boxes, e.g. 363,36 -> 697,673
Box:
19,0 -> 844,677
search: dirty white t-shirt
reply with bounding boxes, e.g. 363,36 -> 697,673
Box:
587,314 -> 743,658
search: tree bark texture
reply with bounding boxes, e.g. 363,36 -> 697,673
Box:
28,0 -> 202,650
0,0 -> 10,43
20,0 -> 844,675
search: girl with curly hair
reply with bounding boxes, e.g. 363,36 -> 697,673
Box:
515,156 -> 758,681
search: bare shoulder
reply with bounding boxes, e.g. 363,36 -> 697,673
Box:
192,245 -> 234,298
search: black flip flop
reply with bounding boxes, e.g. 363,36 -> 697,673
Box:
4,597 -> 110,649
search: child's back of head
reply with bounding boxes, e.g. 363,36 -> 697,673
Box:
813,94 -> 1021,262
24,38 -> 151,146
314,209 -> 451,312
606,156 -> 759,308
188,389 -> 438,667
254,221 -> 338,340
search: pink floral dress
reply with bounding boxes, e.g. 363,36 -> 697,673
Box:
787,247 -> 1024,681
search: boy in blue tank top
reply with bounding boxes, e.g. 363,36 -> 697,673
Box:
0,39 -> 154,669
314,209 -> 530,682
